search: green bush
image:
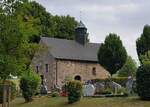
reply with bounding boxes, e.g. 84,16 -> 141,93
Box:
20,71 -> 41,102
117,87 -> 127,94
51,91 -> 59,97
101,88 -> 112,94
92,77 -> 128,87
132,80 -> 137,94
0,80 -> 16,103
136,64 -> 150,100
67,81 -> 82,104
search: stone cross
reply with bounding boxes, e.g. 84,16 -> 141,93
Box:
126,76 -> 133,95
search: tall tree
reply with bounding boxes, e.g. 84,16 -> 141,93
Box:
97,33 -> 127,76
52,15 -> 77,40
0,13 -> 27,82
136,25 -> 150,64
13,1 -> 78,43
117,56 -> 137,77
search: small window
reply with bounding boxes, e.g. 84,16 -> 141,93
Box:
40,75 -> 44,80
40,75 -> 44,85
36,66 -> 39,73
92,67 -> 96,76
45,64 -> 48,72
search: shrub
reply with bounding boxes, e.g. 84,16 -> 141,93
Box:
117,87 -> 127,95
92,77 -> 128,87
132,80 -> 137,94
60,84 -> 68,97
101,88 -> 112,94
20,70 -> 41,102
67,81 -> 82,104
51,91 -> 59,97
0,80 -> 16,103
136,64 -> 150,100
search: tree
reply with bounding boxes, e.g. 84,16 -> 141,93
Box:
97,33 -> 127,76
52,15 -> 77,40
0,15 -> 26,81
117,56 -> 137,77
139,50 -> 150,65
136,25 -> 150,64
13,1 -> 78,43
136,63 -> 150,100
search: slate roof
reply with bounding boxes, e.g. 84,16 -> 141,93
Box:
41,37 -> 100,62
76,21 -> 87,29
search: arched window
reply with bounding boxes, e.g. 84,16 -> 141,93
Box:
74,75 -> 81,81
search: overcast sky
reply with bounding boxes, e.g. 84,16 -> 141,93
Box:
36,0 -> 150,63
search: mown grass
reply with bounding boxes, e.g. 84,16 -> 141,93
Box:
10,96 -> 150,107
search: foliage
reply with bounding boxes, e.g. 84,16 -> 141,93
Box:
51,91 -> 59,97
117,56 -> 137,77
136,64 -> 150,100
98,33 -> 127,75
0,12 -> 27,81
13,1 -> 78,43
0,80 -> 17,103
91,77 -> 128,87
117,87 -> 127,94
67,81 -> 82,104
136,25 -> 150,64
140,50 -> 150,65
101,88 -> 112,94
60,84 -> 68,97
20,70 -> 41,102
52,15 -> 77,40
132,80 -> 137,94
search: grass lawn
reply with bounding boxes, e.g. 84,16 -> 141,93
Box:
10,96 -> 150,107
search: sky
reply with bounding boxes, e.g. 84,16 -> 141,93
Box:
35,0 -> 150,63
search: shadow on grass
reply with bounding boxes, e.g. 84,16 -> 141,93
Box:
124,97 -> 150,103
58,101 -> 81,107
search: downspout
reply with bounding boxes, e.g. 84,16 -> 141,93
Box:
56,60 -> 58,85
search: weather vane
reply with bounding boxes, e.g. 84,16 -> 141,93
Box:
80,11 -> 82,21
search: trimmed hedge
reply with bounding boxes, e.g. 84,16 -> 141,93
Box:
91,77 -> 128,87
20,71 -> 41,102
0,80 -> 16,103
136,64 -> 150,100
67,81 -> 82,104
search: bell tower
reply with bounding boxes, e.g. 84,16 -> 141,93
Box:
75,21 -> 88,45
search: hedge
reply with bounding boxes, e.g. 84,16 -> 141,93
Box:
136,64 -> 150,100
91,77 -> 128,87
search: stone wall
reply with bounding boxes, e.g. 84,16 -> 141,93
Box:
31,43 -> 56,91
56,59 -> 110,87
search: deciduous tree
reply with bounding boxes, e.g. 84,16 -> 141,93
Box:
97,33 -> 127,76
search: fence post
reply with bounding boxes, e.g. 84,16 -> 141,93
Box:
8,86 -> 11,107
2,85 -> 6,107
